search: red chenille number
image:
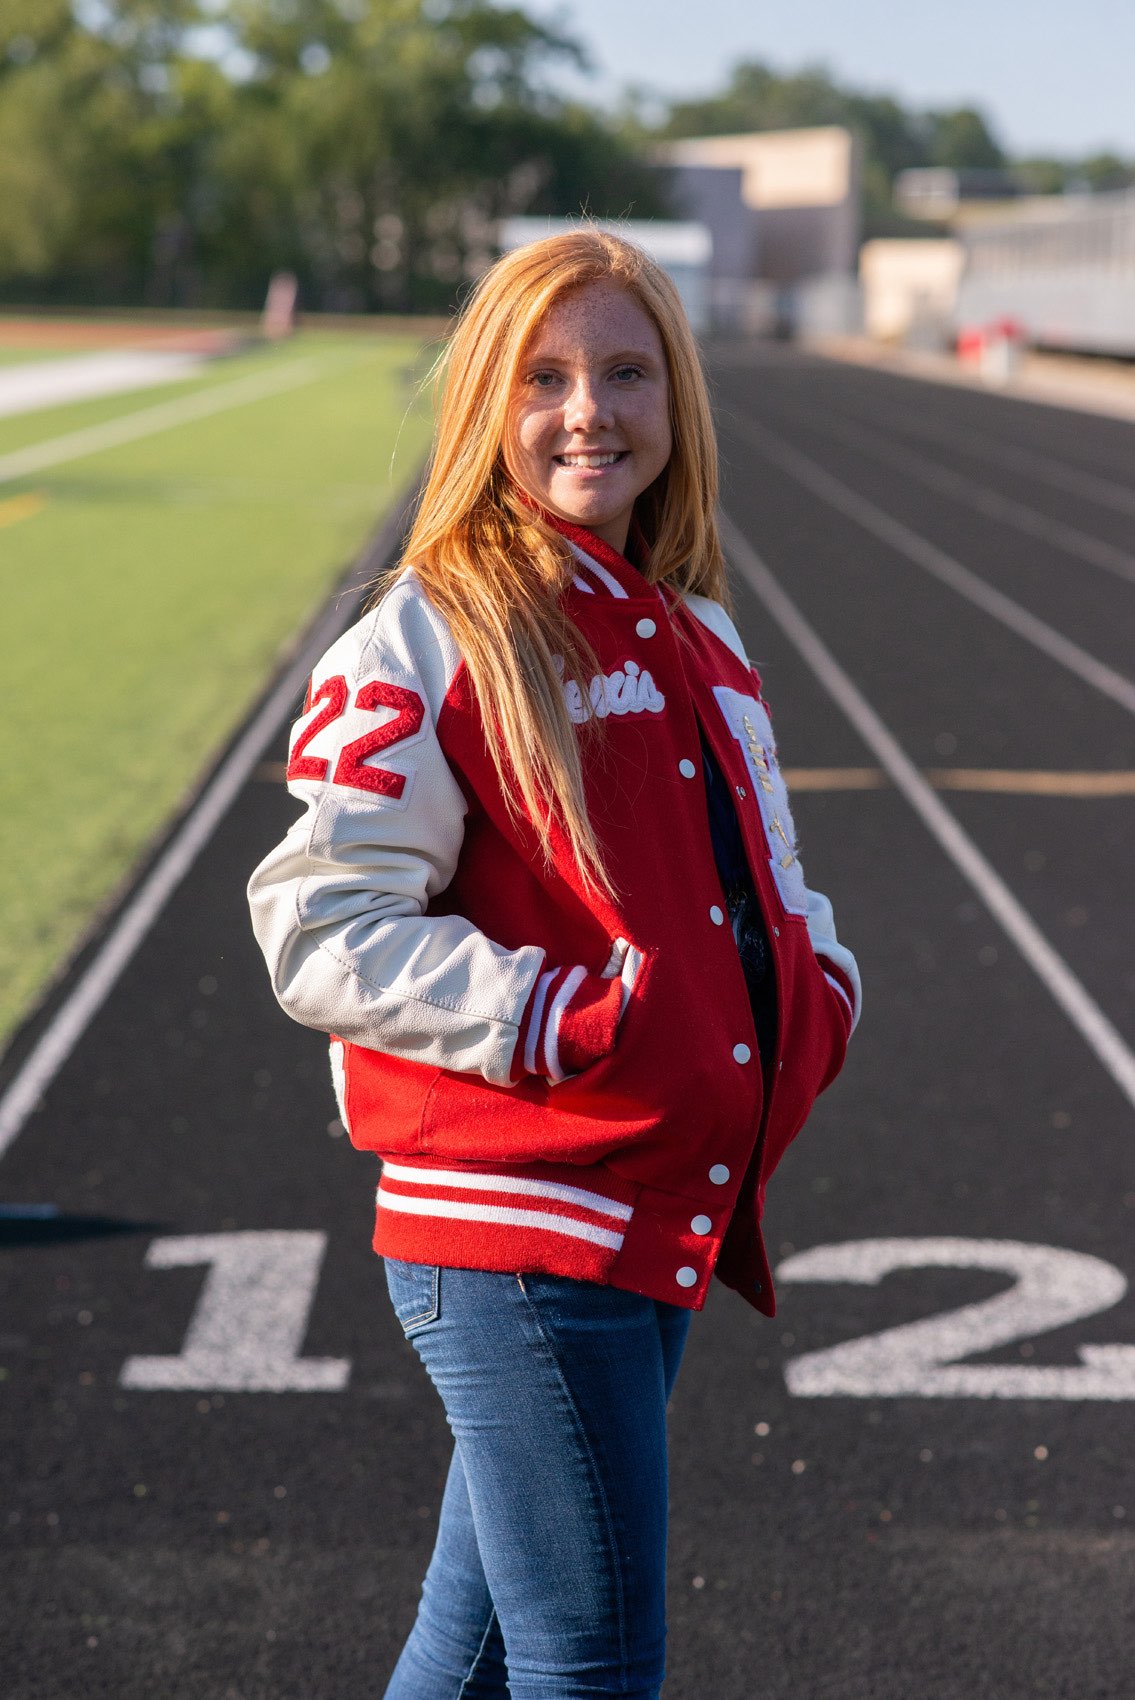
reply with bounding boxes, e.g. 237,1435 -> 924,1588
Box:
333,682 -> 425,798
286,675 -> 349,782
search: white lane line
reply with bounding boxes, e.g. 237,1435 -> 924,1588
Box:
719,509 -> 1135,1115
731,414 -> 1135,719
0,357 -> 326,486
0,486 -> 416,1162
770,402 -> 1135,587
812,394 -> 1135,520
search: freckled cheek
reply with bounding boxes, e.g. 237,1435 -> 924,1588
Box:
513,410 -> 560,469
502,422 -> 543,492
624,394 -> 670,460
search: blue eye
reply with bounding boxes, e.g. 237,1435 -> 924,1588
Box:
528,370 -> 560,388
614,365 -> 643,382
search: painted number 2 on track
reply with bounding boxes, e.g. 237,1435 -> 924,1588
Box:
776,1238 -> 1135,1400
119,1233 -> 1135,1399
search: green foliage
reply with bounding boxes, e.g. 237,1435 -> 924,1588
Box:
4,11 -> 1131,305
1072,152 -> 1135,192
0,0 -> 659,310
658,56 -> 1135,227
925,106 -> 1004,171
660,58 -> 1011,237
0,331 -> 432,1046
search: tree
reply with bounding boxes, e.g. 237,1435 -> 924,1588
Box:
0,0 -> 240,303
0,0 -> 662,310
657,59 -> 1010,238
207,0 -> 663,310
925,106 -> 1004,171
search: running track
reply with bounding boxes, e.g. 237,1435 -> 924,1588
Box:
2,346 -> 1133,1699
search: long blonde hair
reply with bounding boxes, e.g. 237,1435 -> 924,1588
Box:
386,228 -> 727,896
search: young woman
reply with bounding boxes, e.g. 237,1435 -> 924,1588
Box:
248,229 -> 860,1700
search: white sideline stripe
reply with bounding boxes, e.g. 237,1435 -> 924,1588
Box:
0,349 -> 204,420
572,575 -> 596,594
377,1187 -> 626,1249
0,486 -> 416,1161
719,510 -> 1135,1114
732,415 -> 1135,720
0,357 -> 326,486
775,401 -> 1135,588
823,972 -> 854,1017
380,1160 -> 634,1220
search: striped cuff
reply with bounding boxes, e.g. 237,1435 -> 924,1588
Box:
512,966 -> 625,1084
817,955 -> 860,1035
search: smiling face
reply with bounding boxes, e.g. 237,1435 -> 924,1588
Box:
503,278 -> 672,556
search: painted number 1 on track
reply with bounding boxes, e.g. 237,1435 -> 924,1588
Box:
118,1232 -> 1135,1399
120,1231 -> 349,1392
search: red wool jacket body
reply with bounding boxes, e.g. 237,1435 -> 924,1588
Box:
248,519 -> 861,1315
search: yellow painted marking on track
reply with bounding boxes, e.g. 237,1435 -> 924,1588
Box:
781,767 -> 887,790
0,490 -> 45,529
784,767 -> 1135,797
256,759 -> 1135,796
929,769 -> 1135,797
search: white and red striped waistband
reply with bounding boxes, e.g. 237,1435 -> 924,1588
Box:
377,1159 -> 635,1252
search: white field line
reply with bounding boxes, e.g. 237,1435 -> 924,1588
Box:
732,415 -> 1135,720
0,357 -> 326,486
772,402 -> 1135,587
0,349 -> 203,420
813,395 -> 1135,520
719,509 -> 1135,1115
0,488 -> 415,1162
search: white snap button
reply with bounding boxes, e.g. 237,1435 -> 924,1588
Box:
733,1043 -> 751,1064
676,1266 -> 698,1288
635,617 -> 656,639
691,1214 -> 712,1235
736,785 -> 746,799
678,758 -> 697,779
773,926 -> 780,937
709,1164 -> 730,1185
709,905 -> 724,925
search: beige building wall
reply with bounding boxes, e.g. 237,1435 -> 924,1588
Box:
655,127 -> 861,285
859,239 -> 965,341
659,127 -> 855,209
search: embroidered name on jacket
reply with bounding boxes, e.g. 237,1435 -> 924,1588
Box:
557,658 -> 666,725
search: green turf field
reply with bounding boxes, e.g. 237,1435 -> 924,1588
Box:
0,345 -> 84,365
0,329 -> 437,1050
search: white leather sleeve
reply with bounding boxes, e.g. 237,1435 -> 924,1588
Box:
685,593 -> 862,1034
247,570 -> 546,1087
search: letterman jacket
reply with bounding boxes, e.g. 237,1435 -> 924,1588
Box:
247,518 -> 861,1315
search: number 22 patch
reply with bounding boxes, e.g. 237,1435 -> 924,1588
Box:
286,674 -> 425,800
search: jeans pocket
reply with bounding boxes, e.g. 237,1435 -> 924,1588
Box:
384,1257 -> 441,1337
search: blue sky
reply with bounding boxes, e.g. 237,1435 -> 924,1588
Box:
520,0 -> 1135,157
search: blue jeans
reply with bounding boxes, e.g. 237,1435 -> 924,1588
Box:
382,1261 -> 693,1700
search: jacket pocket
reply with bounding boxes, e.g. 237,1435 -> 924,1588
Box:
536,937 -> 649,1088
383,1258 -> 441,1336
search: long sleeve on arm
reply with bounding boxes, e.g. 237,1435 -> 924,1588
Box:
248,574 -> 539,1087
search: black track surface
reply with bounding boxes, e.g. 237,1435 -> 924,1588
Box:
2,348 -> 1133,1699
